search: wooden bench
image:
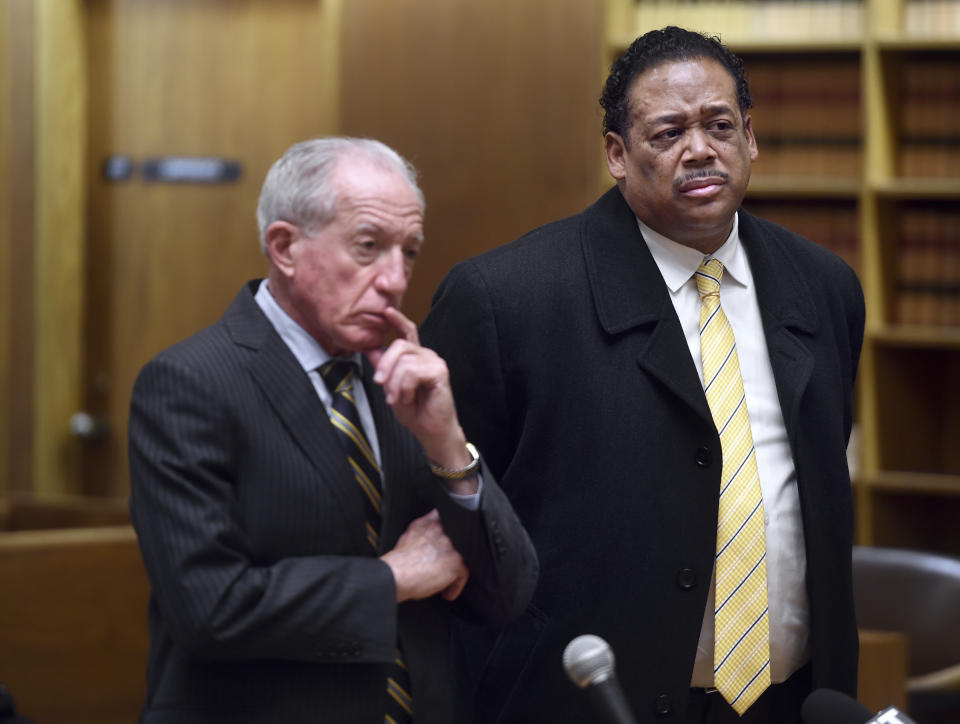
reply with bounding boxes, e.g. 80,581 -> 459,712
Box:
0,525 -> 149,724
0,493 -> 130,531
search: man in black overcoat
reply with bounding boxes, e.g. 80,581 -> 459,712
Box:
422,27 -> 864,724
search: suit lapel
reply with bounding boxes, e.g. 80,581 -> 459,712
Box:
225,283 -> 368,542
581,188 -> 714,426
738,211 -> 819,444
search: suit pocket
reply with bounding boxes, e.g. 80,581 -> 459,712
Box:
471,604 -> 549,724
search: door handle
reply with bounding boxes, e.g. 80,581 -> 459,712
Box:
69,412 -> 109,441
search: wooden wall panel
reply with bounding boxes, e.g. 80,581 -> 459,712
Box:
0,2 -> 10,496
341,0 -> 606,324
34,0 -> 87,494
1,0 -> 37,496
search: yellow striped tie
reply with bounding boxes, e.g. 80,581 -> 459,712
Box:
695,259 -> 771,715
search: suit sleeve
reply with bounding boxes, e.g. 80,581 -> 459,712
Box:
429,460 -> 538,625
129,354 -> 399,664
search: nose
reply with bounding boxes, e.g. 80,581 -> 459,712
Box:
374,246 -> 409,299
683,126 -> 716,164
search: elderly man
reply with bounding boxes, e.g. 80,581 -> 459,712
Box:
422,26 -> 864,724
128,137 -> 537,724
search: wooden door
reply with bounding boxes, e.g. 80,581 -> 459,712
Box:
83,0 -> 340,495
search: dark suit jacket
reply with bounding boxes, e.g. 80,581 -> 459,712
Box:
128,281 -> 538,724
420,188 -> 865,723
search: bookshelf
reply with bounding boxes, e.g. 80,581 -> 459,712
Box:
605,0 -> 960,557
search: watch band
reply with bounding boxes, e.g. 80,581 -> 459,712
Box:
429,442 -> 480,480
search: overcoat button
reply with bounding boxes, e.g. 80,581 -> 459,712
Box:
676,568 -> 697,589
695,446 -> 712,467
655,693 -> 673,715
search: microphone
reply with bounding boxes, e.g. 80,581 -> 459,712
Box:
562,634 -> 638,724
801,689 -> 918,724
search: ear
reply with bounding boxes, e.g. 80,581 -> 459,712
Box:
604,132 -> 628,181
264,221 -> 299,278
743,114 -> 759,162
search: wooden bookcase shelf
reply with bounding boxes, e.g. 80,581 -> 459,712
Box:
606,0 -> 960,558
748,177 -> 861,198
857,471 -> 960,496
872,178 -> 960,199
872,325 -> 960,349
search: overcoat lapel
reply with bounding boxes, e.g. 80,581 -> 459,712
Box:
581,188 -> 714,427
224,283 -> 368,545
738,211 -> 819,447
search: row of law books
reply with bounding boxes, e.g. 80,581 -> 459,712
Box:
747,57 -> 861,178
898,55 -> 960,179
904,0 -> 960,37
895,205 -> 960,327
631,0 -> 864,41
740,199 -> 860,272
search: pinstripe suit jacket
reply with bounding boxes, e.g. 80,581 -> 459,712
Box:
128,281 -> 538,724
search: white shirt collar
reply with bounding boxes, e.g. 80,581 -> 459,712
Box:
253,279 -> 363,373
637,212 -> 750,292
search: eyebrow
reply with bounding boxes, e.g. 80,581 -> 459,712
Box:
649,103 -> 737,127
354,222 -> 424,244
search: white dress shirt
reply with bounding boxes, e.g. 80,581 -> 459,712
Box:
637,215 -> 810,686
254,280 -> 480,509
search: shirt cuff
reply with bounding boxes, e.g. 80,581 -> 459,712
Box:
446,473 -> 483,510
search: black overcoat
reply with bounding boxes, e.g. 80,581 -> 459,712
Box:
421,187 -> 864,723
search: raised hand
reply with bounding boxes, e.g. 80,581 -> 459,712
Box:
367,307 -> 477,493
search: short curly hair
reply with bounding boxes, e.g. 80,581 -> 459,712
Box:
600,26 -> 753,141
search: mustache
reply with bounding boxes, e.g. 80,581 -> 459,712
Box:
674,169 -> 730,190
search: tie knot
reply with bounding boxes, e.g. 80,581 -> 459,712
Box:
319,360 -> 357,396
695,258 -> 724,299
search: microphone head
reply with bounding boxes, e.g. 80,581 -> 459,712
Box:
563,634 -> 616,688
801,689 -> 872,724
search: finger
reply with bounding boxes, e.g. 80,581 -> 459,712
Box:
441,566 -> 469,601
395,508 -> 437,545
390,355 -> 426,407
371,338 -> 416,387
383,306 -> 419,345
363,346 -> 386,369
378,346 -> 440,406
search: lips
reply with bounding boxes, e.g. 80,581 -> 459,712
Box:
678,176 -> 726,195
357,311 -> 388,326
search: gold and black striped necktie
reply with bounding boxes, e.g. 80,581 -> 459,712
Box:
319,360 -> 414,724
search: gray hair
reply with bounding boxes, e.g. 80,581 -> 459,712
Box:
256,137 -> 424,255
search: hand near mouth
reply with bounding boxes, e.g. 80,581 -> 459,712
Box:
366,307 -> 477,492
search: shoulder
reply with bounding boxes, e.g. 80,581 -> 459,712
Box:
740,209 -> 864,327
740,209 -> 860,285
436,194 -> 615,302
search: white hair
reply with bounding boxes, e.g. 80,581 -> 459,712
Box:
255,137 -> 424,255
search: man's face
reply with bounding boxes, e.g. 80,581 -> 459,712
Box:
281,159 -> 424,356
604,57 -> 758,253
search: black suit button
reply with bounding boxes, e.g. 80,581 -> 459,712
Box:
695,446 -> 712,467
676,568 -> 697,590
655,693 -> 673,715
